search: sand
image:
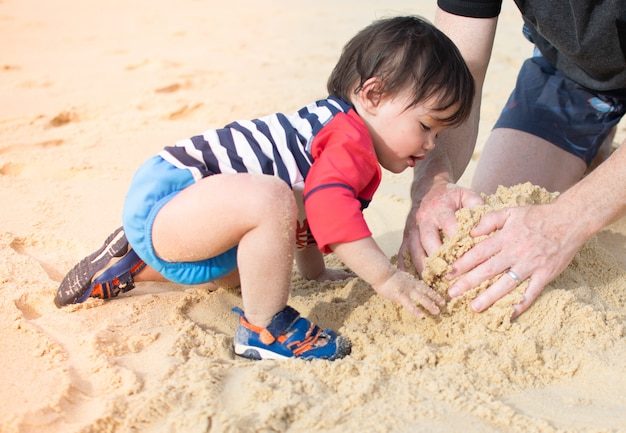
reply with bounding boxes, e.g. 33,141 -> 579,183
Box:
1,1 -> 625,432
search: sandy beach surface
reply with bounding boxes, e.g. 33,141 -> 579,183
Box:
2,1 -> 625,432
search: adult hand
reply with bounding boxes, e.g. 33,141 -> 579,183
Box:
446,202 -> 586,317
398,180 -> 483,274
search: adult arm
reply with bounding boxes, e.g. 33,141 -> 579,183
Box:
398,6 -> 498,273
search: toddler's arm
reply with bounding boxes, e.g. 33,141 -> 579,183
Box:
331,237 -> 444,317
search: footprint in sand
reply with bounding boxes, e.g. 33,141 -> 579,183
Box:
0,162 -> 24,176
155,83 -> 183,93
166,103 -> 203,120
48,110 -> 78,127
150,80 -> 203,119
1,236 -> 58,320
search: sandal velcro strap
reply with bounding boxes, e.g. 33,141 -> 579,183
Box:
232,306 -> 301,345
264,305 -> 301,341
90,249 -> 145,298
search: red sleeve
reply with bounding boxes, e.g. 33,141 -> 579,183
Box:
303,110 -> 381,253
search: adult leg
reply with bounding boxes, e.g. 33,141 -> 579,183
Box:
471,128 -> 587,195
472,53 -> 626,195
152,173 -> 297,328
587,126 -> 617,173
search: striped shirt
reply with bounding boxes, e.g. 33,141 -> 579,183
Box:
159,96 -> 382,253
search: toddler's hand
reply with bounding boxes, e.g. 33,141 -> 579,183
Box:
374,269 -> 444,318
314,268 -> 356,282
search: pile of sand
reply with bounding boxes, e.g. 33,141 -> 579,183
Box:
420,183 -> 558,321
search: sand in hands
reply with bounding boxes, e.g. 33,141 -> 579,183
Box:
420,182 -> 558,324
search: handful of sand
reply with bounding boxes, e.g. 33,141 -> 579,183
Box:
412,183 -> 559,321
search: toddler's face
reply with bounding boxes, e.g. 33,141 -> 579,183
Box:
367,92 -> 457,173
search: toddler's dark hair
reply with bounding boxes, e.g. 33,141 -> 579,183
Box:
327,15 -> 474,125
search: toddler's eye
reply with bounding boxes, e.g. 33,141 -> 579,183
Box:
420,122 -> 431,131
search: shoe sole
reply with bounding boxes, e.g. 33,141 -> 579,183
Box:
233,344 -> 291,360
233,335 -> 351,361
54,228 -> 128,307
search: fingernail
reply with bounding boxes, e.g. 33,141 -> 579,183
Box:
448,286 -> 460,297
445,267 -> 456,279
471,299 -> 482,312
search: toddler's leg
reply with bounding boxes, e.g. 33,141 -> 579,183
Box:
54,227 -> 149,306
152,173 -> 351,361
152,173 -> 296,328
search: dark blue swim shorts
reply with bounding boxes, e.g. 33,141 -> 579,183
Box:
494,52 -> 626,165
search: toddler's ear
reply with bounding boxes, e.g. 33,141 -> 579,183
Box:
357,77 -> 384,111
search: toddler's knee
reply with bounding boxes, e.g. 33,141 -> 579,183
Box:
251,176 -> 297,220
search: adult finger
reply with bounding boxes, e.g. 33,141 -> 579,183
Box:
417,219 -> 445,261
469,269 -> 527,312
470,208 -> 508,237
510,277 -> 545,318
446,233 -> 503,288
398,216 -> 426,272
439,185 -> 484,239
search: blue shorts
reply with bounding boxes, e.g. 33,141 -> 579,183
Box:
494,53 -> 626,165
122,155 -> 238,285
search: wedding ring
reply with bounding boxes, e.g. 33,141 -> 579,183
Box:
506,269 -> 522,284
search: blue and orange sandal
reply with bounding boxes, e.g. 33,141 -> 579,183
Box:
54,227 -> 146,307
232,306 -> 351,360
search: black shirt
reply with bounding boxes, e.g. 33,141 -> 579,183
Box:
437,0 -> 626,91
